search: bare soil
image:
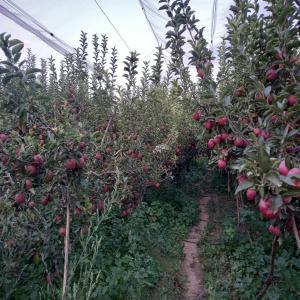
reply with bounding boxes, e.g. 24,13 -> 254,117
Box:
181,195 -> 210,300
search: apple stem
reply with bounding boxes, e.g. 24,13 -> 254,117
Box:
256,236 -> 279,300
291,216 -> 300,250
62,196 -> 70,300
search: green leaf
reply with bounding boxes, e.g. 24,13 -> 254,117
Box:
2,72 -> 23,85
12,43 -> 24,55
25,68 -> 41,75
9,39 -> 23,47
267,174 -> 282,187
235,180 -> 254,194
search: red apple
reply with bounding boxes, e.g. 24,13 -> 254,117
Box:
287,95 -> 298,106
65,159 -> 77,171
58,226 -> 66,237
221,133 -> 227,141
283,196 -> 291,205
40,195 -> 49,206
95,152 -> 102,161
253,128 -> 261,137
278,160 -> 289,176
103,185 -> 110,193
154,182 -> 160,189
266,69 -> 277,81
0,133 -> 8,142
44,171 -> 54,183
267,95 -> 273,105
217,159 -> 226,169
79,142 -> 85,150
143,164 -> 150,172
246,188 -> 256,202
207,139 -> 215,149
268,224 -> 280,236
28,200 -> 35,208
25,164 -> 37,176
15,192 -> 26,204
197,67 -> 205,79
193,111 -> 200,121
234,86 -> 246,97
261,131 -> 270,139
97,200 -> 104,211
205,120 -> 214,130
25,179 -> 33,190
33,154 -> 43,165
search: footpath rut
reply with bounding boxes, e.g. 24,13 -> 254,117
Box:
181,195 -> 211,300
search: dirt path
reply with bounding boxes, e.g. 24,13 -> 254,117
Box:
181,195 -> 210,300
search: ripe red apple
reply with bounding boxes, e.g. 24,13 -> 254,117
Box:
283,196 -> 291,205
193,111 -> 200,121
15,192 -> 26,204
267,95 -> 273,105
79,142 -> 86,150
268,224 -> 280,236
44,171 -> 54,183
259,197 -> 277,219
97,200 -> 104,211
217,116 -> 228,126
65,159 -> 77,171
207,139 -> 215,149
58,226 -> 66,237
246,188 -> 256,202
0,133 -> 8,142
221,133 -> 227,141
234,137 -> 244,148
137,152 -> 144,160
103,185 -> 110,193
205,120 -> 214,130
121,209 -> 130,217
25,164 -> 37,176
278,160 -> 289,176
40,195 -> 49,206
154,182 -> 160,189
78,157 -> 85,168
33,154 -> 43,165
95,152 -> 102,161
214,135 -> 221,145
253,128 -> 261,137
143,164 -> 150,172
266,69 -> 277,81
197,67 -> 205,79
234,86 -> 246,97
25,179 -> 33,190
261,131 -> 270,139
28,200 -> 35,208
106,146 -> 113,154
175,147 -> 181,156
217,159 -> 226,169
287,95 -> 298,106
